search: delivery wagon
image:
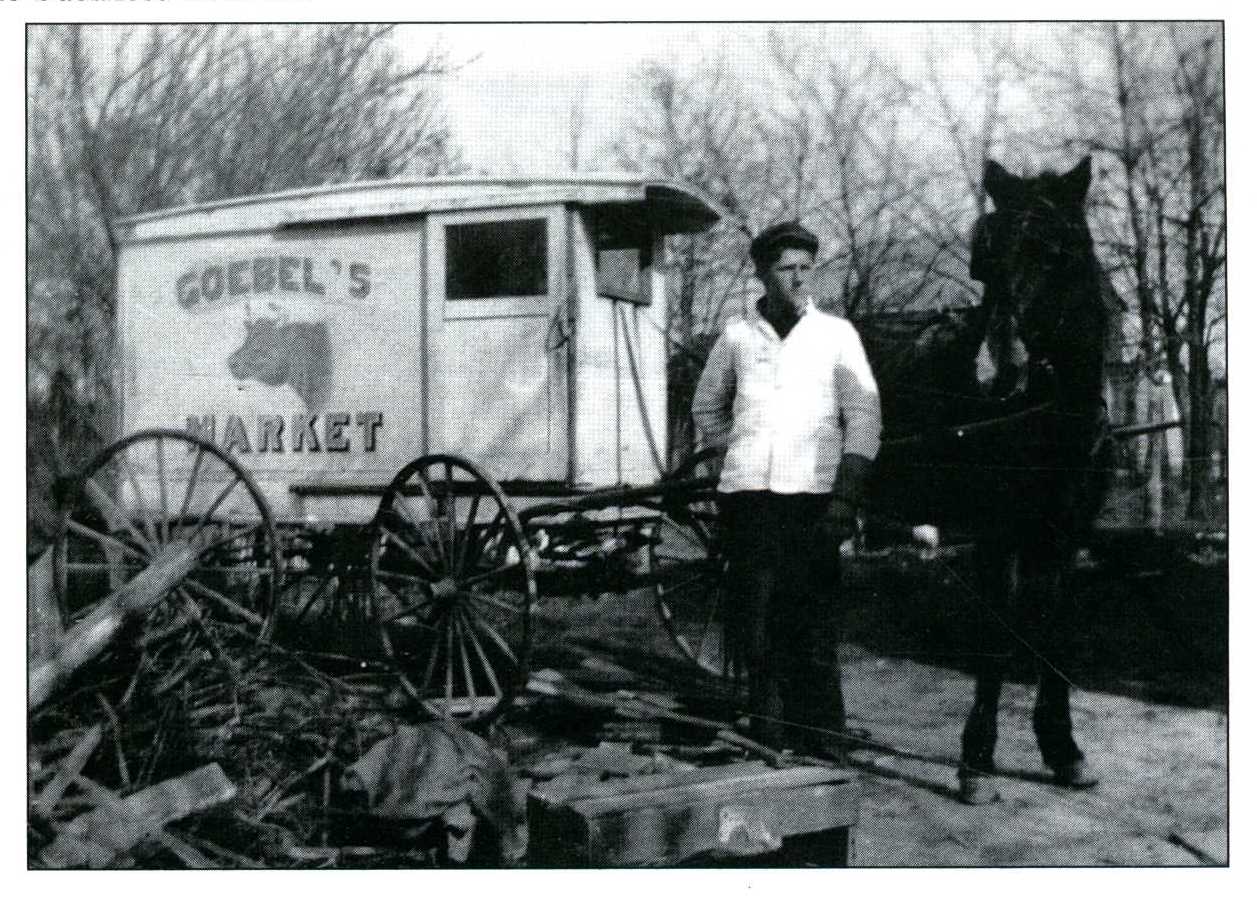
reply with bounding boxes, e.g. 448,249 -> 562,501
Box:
54,175 -> 732,720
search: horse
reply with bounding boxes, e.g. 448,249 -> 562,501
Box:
863,156 -> 1116,802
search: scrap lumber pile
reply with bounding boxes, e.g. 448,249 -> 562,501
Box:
30,626 -> 854,868
30,627 -> 539,869
28,545 -> 525,867
29,549 -> 853,868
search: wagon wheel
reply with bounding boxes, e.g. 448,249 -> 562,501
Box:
369,454 -> 536,722
649,449 -> 743,685
53,429 -> 281,697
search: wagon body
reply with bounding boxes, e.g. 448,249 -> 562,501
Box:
52,176 -> 730,723
114,176 -> 720,524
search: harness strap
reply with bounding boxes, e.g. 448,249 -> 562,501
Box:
880,401 -> 1055,448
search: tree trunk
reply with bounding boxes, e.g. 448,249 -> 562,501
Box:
667,239 -> 700,467
1181,38 -> 1213,520
1143,381 -> 1165,530
1186,342 -> 1212,519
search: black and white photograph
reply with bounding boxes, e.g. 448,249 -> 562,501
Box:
20,6 -> 1233,875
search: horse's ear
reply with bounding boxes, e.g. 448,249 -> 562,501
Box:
1059,156 -> 1092,202
983,161 -> 1017,206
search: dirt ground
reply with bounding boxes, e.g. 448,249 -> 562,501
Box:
30,520 -> 1226,868
536,532 -> 1228,867
840,654 -> 1227,865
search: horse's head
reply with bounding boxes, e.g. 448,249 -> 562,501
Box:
970,156 -> 1102,397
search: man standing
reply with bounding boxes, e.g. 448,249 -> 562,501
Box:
691,221 -> 881,755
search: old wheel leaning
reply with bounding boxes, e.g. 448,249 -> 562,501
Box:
650,449 -> 743,685
53,429 -> 281,697
369,454 -> 536,722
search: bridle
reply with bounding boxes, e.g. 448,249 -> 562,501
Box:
876,203 -> 1101,453
986,196 -> 1107,397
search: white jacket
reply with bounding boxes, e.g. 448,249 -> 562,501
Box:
692,302 -> 881,494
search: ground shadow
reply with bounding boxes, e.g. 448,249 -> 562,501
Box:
842,527 -> 1227,712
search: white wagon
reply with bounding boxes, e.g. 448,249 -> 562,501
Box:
55,175 -> 730,719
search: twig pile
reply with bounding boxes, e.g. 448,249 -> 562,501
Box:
29,639 -> 455,868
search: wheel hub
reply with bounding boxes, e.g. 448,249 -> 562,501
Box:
431,577 -> 460,602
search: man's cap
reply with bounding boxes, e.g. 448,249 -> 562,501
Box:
750,221 -> 819,269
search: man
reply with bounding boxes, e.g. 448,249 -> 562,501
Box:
692,221 -> 881,755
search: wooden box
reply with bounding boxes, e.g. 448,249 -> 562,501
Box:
527,761 -> 858,867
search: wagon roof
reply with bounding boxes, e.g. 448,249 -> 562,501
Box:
115,174 -> 723,243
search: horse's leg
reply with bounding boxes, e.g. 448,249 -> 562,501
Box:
1028,551 -> 1095,786
958,540 -> 1016,803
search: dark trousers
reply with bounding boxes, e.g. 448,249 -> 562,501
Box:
720,491 -> 846,751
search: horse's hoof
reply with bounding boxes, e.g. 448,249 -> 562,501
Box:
1051,760 -> 1100,789
957,773 -> 1000,805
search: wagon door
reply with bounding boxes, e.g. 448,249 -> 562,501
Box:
426,206 -> 569,482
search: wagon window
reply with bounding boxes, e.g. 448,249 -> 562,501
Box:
596,247 -> 646,304
445,218 -> 548,299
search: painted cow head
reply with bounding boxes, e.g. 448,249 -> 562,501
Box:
228,301 -> 333,410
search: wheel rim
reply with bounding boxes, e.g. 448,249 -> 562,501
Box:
651,448 -> 743,685
649,512 -> 741,683
52,429 -> 281,695
370,454 -> 534,722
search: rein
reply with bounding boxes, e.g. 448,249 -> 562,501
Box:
880,400 -> 1056,449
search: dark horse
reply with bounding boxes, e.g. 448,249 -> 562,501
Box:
861,157 -> 1116,802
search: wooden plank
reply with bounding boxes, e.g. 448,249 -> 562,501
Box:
41,763 -> 236,868
28,542 -> 199,711
530,760 -> 767,806
28,547 -> 63,660
573,767 -> 855,818
31,724 -> 103,820
531,780 -> 858,867
527,674 -> 790,766
528,763 -> 858,867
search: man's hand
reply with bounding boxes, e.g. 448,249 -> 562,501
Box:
811,498 -> 856,583
833,453 -> 873,508
817,497 -> 859,545
813,452 -> 874,551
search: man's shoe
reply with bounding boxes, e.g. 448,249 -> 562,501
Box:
1051,759 -> 1100,789
957,771 -> 1000,805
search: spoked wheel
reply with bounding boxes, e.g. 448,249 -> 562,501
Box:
650,449 -> 743,685
369,454 -> 536,722
53,429 -> 281,697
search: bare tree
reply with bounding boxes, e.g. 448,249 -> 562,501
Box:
1166,25 -> 1225,517
27,23 -> 463,546
617,55 -> 771,459
620,28 -> 967,458
617,22 -> 1224,492
761,26 -> 1007,322
907,25 -> 1019,309
1030,22 -> 1224,518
